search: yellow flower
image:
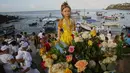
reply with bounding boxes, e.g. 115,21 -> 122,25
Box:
90,29 -> 96,37
39,47 -> 46,56
88,40 -> 93,46
64,68 -> 72,73
51,54 -> 57,60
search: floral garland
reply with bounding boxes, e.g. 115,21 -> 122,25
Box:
39,30 -> 122,73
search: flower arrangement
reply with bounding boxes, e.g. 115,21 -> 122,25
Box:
39,31 -> 122,73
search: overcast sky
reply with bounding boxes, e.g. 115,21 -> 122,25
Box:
0,0 -> 129,12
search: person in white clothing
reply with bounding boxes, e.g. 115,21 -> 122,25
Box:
0,45 -> 14,73
16,52 -> 40,73
107,26 -> 111,33
38,31 -> 43,39
107,31 -> 112,41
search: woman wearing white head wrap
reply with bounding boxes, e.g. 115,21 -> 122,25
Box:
0,54 -> 14,73
16,52 -> 40,73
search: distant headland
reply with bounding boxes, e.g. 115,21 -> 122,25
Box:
106,3 -> 130,10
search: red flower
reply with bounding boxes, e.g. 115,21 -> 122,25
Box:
72,57 -> 77,63
68,46 -> 75,53
44,42 -> 51,52
71,34 -> 74,39
41,61 -> 46,70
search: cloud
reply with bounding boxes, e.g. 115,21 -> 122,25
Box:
0,4 -> 11,8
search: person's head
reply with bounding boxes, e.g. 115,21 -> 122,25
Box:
24,32 -> 27,35
109,31 -> 111,34
105,37 -> 108,41
32,32 -> 36,35
42,32 -> 45,36
40,30 -> 42,32
20,32 -> 23,35
121,32 -> 124,36
20,41 -> 28,51
61,2 -> 71,18
10,41 -> 17,46
128,33 -> 130,38
16,34 -> 22,38
1,45 -> 9,53
2,41 -> 8,45
48,34 -> 51,38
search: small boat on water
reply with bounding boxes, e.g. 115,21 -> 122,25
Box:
42,15 -> 58,27
0,25 -> 15,36
82,16 -> 91,20
103,22 -> 120,26
86,19 -> 97,23
96,12 -> 103,16
43,20 -> 57,32
29,22 -> 38,27
104,16 -> 119,21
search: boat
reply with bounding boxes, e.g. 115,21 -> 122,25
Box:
43,20 -> 57,32
82,16 -> 91,20
0,25 -> 15,36
29,22 -> 38,27
104,16 -> 118,20
86,19 -> 97,23
96,12 -> 103,16
42,16 -> 58,27
103,22 -> 120,26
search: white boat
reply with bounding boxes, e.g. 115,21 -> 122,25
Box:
103,22 -> 120,26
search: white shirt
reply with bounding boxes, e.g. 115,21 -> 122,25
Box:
23,51 -> 32,61
38,32 -> 43,38
101,26 -> 104,30
0,54 -> 13,63
107,33 -> 112,40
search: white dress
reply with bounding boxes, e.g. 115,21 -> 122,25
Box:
0,54 -> 14,73
21,60 -> 40,73
20,51 -> 40,73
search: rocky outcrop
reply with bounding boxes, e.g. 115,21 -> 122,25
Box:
106,3 -> 130,10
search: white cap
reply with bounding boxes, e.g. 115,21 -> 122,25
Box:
1,45 -> 9,51
21,42 -> 28,48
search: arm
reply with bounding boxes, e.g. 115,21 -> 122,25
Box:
57,19 -> 62,41
21,67 -> 30,73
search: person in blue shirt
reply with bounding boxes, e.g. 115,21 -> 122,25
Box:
125,34 -> 130,45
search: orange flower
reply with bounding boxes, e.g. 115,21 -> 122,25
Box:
64,68 -> 72,73
39,47 -> 46,56
66,55 -> 72,62
75,60 -> 88,72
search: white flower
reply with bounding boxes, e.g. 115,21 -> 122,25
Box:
74,37 -> 83,42
110,55 -> 117,62
42,55 -> 47,61
100,34 -> 105,41
102,42 -> 108,48
104,71 -> 109,73
51,54 -> 57,60
88,60 -> 96,68
108,41 -> 117,48
101,47 -> 106,51
51,62 -> 69,73
102,57 -> 112,64
82,31 -> 89,39
11,65 -> 17,70
45,58 -> 54,67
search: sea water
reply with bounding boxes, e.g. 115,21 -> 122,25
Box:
0,9 -> 130,34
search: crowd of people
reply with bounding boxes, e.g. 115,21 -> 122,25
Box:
0,31 -> 57,73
